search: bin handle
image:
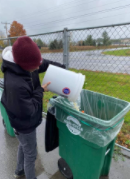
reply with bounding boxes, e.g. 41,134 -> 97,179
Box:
105,148 -> 110,156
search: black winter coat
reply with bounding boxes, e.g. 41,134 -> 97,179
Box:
1,58 -> 65,133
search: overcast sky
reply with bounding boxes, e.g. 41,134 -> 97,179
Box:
0,0 -> 130,36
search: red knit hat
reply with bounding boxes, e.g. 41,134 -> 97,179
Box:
12,36 -> 42,71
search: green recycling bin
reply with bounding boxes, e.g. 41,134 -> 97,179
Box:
50,90 -> 130,179
0,88 -> 15,137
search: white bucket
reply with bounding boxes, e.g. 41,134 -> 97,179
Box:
42,65 -> 85,102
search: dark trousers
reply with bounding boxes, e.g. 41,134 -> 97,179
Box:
15,129 -> 37,179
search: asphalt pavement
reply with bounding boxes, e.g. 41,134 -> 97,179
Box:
42,48 -> 130,74
1,48 -> 130,74
0,113 -> 130,179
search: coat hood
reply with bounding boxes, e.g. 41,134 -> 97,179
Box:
1,46 -> 30,76
2,46 -> 15,63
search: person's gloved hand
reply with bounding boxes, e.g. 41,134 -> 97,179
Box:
42,82 -> 51,92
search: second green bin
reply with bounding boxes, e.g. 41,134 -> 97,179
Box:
0,88 -> 15,137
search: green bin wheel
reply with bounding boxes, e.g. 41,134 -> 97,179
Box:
58,158 -> 73,179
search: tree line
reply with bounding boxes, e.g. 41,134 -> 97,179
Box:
0,20 -> 126,50
32,31 -> 112,50
32,39 -> 63,50
77,31 -> 111,47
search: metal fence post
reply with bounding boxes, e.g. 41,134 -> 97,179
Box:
8,38 -> 11,46
63,28 -> 69,69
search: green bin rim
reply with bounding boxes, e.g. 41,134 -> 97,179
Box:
50,89 -> 130,127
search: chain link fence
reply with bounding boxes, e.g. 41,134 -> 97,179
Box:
0,24 -> 130,109
0,23 -> 130,148
68,24 -> 130,101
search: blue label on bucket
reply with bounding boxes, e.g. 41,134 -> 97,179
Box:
62,88 -> 70,95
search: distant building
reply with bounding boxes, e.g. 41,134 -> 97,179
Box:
120,38 -> 130,44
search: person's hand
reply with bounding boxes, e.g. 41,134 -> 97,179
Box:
42,82 -> 51,92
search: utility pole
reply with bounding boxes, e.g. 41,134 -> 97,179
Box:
1,22 -> 10,38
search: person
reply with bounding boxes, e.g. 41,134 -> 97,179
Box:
1,37 -> 65,179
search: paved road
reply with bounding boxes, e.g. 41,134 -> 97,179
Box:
42,48 -> 130,74
1,48 -> 130,74
0,113 -> 130,179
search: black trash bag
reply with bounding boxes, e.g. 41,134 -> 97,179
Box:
45,106 -> 59,152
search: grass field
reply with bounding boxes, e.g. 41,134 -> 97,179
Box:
0,59 -> 130,148
39,45 -> 129,53
103,49 -> 130,56
69,45 -> 129,52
